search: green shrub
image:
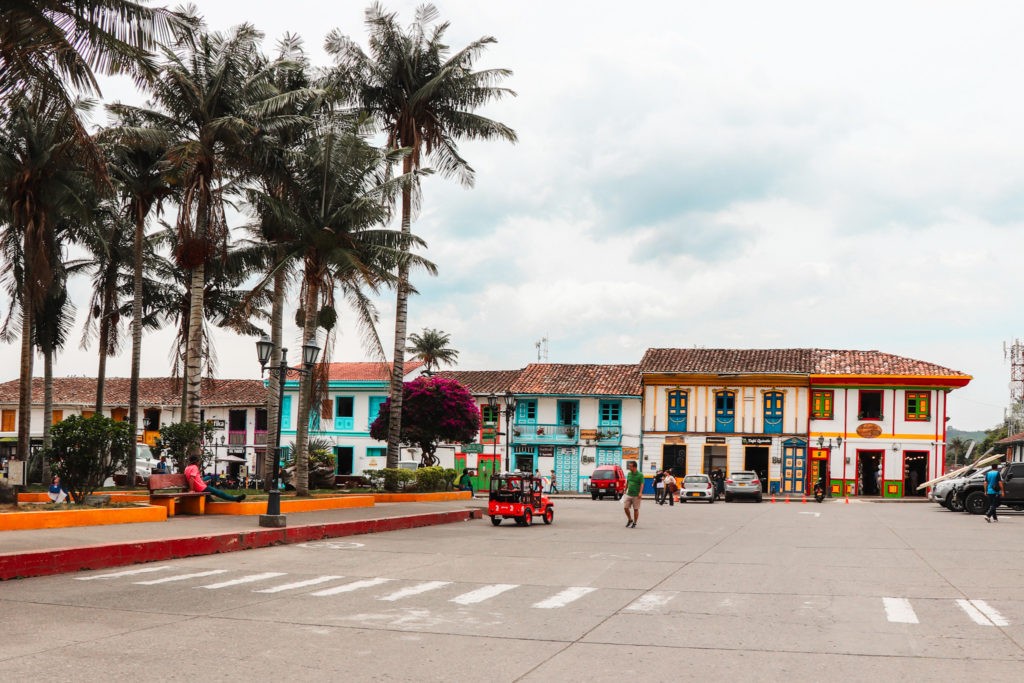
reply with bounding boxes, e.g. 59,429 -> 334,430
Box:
44,415 -> 132,504
413,466 -> 447,492
362,469 -> 385,491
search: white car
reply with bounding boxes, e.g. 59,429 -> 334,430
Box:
679,474 -> 716,503
103,445 -> 159,486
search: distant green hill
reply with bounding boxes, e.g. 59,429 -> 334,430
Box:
947,427 -> 987,442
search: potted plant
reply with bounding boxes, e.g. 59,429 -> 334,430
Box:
565,426 -> 576,438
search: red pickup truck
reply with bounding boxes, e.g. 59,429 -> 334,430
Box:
589,465 -> 626,500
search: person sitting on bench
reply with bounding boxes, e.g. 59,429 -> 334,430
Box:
184,455 -> 246,502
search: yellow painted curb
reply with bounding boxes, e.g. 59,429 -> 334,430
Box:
372,491 -> 473,503
205,495 -> 376,516
0,505 -> 166,531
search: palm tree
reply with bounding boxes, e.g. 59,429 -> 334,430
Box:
0,1 -> 183,107
407,328 -> 459,374
250,122 -> 433,495
98,106 -> 176,482
120,20 -> 277,429
0,90 -> 96,462
326,3 -> 517,467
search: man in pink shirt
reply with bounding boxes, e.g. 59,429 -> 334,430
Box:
184,455 -> 246,502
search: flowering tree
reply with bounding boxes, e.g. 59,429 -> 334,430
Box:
370,377 -> 481,466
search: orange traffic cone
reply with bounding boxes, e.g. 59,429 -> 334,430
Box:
785,496 -> 790,504
771,494 -> 776,504
844,496 -> 849,504
802,494 -> 807,504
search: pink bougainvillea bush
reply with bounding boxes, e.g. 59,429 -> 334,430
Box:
370,376 -> 481,465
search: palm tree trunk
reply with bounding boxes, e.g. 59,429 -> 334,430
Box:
264,265 -> 285,491
94,299 -> 110,413
41,349 -> 53,483
386,157 -> 414,469
185,262 -> 204,427
126,204 -> 145,488
292,275 -> 319,496
17,302 -> 33,466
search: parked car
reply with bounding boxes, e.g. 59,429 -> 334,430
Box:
589,465 -> 625,500
679,474 -> 715,503
931,467 -> 985,511
956,462 -> 1024,515
104,445 -> 159,486
724,470 -> 762,502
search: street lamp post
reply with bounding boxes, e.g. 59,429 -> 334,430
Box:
487,393 -> 499,473
503,390 -> 517,473
256,335 -> 321,528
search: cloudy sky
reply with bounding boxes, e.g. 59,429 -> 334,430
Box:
10,0 -> 1024,430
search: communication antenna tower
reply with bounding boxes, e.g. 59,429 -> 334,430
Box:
535,335 -> 549,362
1005,339 -> 1024,435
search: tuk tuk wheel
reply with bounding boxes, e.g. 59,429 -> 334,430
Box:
543,506 -> 554,524
591,493 -> 598,500
522,508 -> 533,526
490,516 -> 502,526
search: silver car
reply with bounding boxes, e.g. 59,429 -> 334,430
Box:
680,474 -> 715,503
724,470 -> 763,503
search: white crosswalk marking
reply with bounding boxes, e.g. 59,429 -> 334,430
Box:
135,569 -> 228,585
76,566 -> 170,581
379,581 -> 451,602
254,576 -> 343,594
883,597 -> 919,624
310,577 -> 392,596
533,586 -> 597,609
200,572 -> 287,590
450,583 -> 518,605
625,591 -> 677,612
960,599 -> 1009,626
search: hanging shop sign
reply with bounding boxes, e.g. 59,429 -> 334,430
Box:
579,429 -> 598,441
622,447 -> 639,458
856,423 -> 883,438
705,436 -> 726,444
538,445 -> 555,458
742,437 -> 772,446
462,443 -> 483,454
665,435 -> 686,445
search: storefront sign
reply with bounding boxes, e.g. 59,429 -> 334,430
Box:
538,445 -> 555,458
462,443 -> 483,454
622,447 -> 639,458
742,437 -> 772,446
579,429 -> 598,441
705,436 -> 726,444
810,449 -> 829,460
665,435 -> 686,445
856,423 -> 883,438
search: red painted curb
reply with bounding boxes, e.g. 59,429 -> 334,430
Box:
0,508 -> 482,581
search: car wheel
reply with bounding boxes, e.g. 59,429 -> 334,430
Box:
598,494 -> 604,500
615,493 -> 622,500
724,494 -> 732,502
490,516 -> 502,526
964,491 -> 988,515
1014,505 -> 1024,512
948,494 -> 965,512
523,508 -> 533,526
543,506 -> 554,524
708,495 -> 715,504
755,496 -> 762,503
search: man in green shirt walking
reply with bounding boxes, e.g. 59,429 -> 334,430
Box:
623,460 -> 644,528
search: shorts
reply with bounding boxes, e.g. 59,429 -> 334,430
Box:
623,494 -> 641,510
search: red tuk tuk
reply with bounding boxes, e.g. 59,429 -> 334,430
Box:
488,472 -> 554,526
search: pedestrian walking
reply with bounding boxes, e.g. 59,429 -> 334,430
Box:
654,469 -> 666,505
663,471 -> 677,506
984,466 -> 1003,522
549,470 -> 559,494
623,460 -> 644,528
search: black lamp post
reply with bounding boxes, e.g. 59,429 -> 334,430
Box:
503,390 -> 517,473
256,334 -> 321,528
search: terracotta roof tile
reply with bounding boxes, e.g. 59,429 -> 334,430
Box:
0,377 -> 268,407
509,364 -> 641,396
323,360 -> 424,382
640,348 -> 969,378
431,370 -> 523,395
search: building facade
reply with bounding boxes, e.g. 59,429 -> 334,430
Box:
639,348 -> 971,497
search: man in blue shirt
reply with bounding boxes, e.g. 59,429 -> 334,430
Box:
984,465 -> 1004,522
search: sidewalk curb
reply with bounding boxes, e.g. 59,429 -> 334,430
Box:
0,508 -> 482,581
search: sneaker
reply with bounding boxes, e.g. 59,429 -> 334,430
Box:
993,517 -> 999,522
630,521 -> 637,528
237,493 -> 246,502
985,516 -> 991,523
626,519 -> 632,527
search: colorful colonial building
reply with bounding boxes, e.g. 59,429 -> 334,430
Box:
638,348 -> 971,497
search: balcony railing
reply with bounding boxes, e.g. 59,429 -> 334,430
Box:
228,430 -> 246,446
253,430 -> 267,445
592,425 -> 622,445
512,423 -> 578,444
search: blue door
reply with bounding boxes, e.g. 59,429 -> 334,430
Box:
781,439 -> 807,493
763,392 -> 784,435
554,446 -> 579,492
715,391 -> 735,433
667,391 -> 687,432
